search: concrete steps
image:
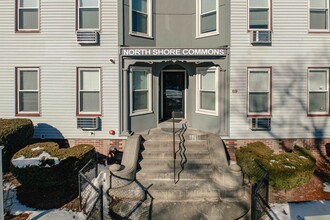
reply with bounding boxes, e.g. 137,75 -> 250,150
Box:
138,179 -> 221,201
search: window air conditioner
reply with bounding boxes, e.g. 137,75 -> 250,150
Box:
77,117 -> 99,130
250,118 -> 271,130
77,31 -> 99,44
251,30 -> 272,44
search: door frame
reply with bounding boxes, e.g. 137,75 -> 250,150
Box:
160,69 -> 187,120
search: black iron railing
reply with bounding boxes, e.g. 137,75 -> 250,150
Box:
251,160 -> 273,220
171,111 -> 187,184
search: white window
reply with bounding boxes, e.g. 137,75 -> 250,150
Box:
78,68 -> 101,115
78,0 -> 100,30
130,67 -> 152,115
130,0 -> 152,37
248,0 -> 270,30
308,69 -> 328,114
17,0 -> 39,31
17,68 -> 39,114
196,0 -> 219,37
309,0 -> 329,31
248,68 -> 271,115
196,67 -> 219,115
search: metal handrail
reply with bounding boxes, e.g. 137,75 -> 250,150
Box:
172,111 -> 176,184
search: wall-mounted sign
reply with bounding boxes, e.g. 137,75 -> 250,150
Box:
121,48 -> 226,57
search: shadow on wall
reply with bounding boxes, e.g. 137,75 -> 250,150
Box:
33,123 -> 69,148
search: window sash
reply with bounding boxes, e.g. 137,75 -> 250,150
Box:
248,69 -> 271,115
17,68 -> 39,113
308,69 -> 329,113
196,67 -> 218,115
18,0 -> 39,30
248,0 -> 270,30
78,68 -> 101,114
197,0 -> 218,36
130,67 -> 152,115
130,0 -> 151,36
78,0 -> 100,30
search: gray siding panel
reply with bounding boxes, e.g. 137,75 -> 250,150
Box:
0,0 -> 121,139
230,0 -> 330,139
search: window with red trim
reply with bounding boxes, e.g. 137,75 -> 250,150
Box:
248,68 -> 271,115
17,0 -> 39,31
308,68 -> 329,114
77,68 -> 101,115
16,67 -> 40,115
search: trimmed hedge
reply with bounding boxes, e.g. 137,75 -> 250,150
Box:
11,142 -> 95,188
0,119 -> 34,171
236,142 -> 316,190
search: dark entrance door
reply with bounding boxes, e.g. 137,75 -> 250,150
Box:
163,71 -> 185,119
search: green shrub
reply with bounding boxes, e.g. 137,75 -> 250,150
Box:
0,118 -> 34,171
11,142 -> 95,188
236,142 -> 316,190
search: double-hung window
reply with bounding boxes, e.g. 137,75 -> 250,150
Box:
196,0 -> 219,37
16,68 -> 40,115
248,0 -> 270,30
130,0 -> 152,37
130,67 -> 152,115
248,68 -> 271,115
78,68 -> 101,115
17,0 -> 39,31
309,0 -> 329,31
308,69 -> 329,114
196,67 -> 218,115
78,0 -> 100,30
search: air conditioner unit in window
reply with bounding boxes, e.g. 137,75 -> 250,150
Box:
77,31 -> 99,44
251,30 -> 272,44
250,118 -> 271,130
77,117 -> 99,130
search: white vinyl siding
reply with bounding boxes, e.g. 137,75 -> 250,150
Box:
130,0 -> 152,38
248,0 -> 270,30
196,0 -> 219,37
196,67 -> 218,115
78,68 -> 101,114
230,0 -> 330,139
308,69 -> 328,114
248,68 -> 271,115
0,0 -> 119,139
78,0 -> 100,30
309,0 -> 329,31
17,68 -> 39,114
130,67 -> 152,115
17,0 -> 39,30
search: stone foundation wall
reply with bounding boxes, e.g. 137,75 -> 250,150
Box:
223,138 -> 330,162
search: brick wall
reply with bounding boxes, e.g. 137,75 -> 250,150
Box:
223,138 -> 330,162
68,139 -> 125,156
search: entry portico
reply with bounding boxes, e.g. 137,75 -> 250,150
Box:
120,47 -> 230,136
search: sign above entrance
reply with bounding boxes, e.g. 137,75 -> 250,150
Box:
121,48 -> 226,57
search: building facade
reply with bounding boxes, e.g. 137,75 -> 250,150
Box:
118,0 -> 231,136
1,0 -> 330,157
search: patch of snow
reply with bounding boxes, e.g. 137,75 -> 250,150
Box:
286,158 -> 290,161
31,147 -> 44,151
270,160 -> 276,163
265,201 -> 330,220
323,182 -> 330,192
299,156 -> 308,159
84,169 -> 110,215
284,165 -> 296,169
11,151 -> 60,168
